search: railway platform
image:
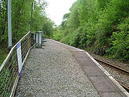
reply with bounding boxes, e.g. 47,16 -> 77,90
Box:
15,39 -> 129,97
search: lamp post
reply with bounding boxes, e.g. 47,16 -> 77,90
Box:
0,0 -> 2,16
0,0 -> 1,9
8,0 -> 12,49
30,2 -> 35,31
39,0 -> 40,4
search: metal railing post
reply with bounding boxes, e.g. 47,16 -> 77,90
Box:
0,32 -> 36,97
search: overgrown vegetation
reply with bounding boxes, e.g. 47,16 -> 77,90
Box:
0,0 -> 53,64
53,0 -> 129,61
0,49 -> 7,64
0,1 -> 54,96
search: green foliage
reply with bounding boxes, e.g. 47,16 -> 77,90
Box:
42,18 -> 54,37
53,28 -> 64,41
53,0 -> 129,61
110,31 -> 129,61
0,1 -> 54,96
0,68 -> 10,97
0,49 -> 7,65
0,0 -> 53,63
0,0 -> 53,46
108,17 -> 129,61
94,0 -> 129,55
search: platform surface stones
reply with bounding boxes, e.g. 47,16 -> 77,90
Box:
15,39 -> 128,97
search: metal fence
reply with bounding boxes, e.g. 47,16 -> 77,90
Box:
0,32 -> 35,97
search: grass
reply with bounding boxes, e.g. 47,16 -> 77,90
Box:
0,48 -> 7,65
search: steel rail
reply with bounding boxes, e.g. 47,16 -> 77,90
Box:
95,58 -> 129,91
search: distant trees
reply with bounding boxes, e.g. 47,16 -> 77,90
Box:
53,0 -> 129,61
0,0 -> 53,48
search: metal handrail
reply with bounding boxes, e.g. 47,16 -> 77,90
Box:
0,32 -> 31,72
0,31 -> 35,97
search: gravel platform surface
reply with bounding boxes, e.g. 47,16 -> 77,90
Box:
15,39 -> 100,97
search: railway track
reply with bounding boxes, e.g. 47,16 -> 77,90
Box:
95,58 -> 129,92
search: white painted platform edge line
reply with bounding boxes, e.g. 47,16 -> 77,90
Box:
85,51 -> 129,97
50,39 -> 129,96
50,39 -> 85,52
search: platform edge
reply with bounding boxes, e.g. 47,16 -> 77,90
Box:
85,51 -> 129,97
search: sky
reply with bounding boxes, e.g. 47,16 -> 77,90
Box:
45,0 -> 76,25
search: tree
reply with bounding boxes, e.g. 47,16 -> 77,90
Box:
0,0 -> 53,48
53,0 -> 129,61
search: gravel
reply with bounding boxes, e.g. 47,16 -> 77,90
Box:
99,62 -> 129,87
15,39 -> 100,97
